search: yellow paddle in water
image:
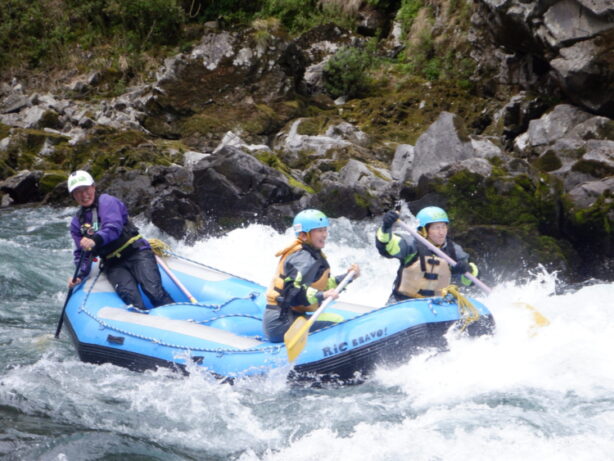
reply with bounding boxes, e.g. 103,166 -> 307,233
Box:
395,219 -> 549,327
284,270 -> 356,362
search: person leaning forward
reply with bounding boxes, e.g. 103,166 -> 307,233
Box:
263,209 -> 360,343
66,170 -> 173,310
375,206 -> 478,305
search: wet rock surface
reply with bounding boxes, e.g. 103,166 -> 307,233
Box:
1,3 -> 612,282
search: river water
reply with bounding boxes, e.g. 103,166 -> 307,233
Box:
1,206 -> 613,460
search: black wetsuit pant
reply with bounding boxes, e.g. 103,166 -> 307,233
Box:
104,248 -> 173,309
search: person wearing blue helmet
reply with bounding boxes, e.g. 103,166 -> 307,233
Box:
375,206 -> 478,304
263,209 -> 361,343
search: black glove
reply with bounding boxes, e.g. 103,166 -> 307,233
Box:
453,261 -> 471,275
382,210 -> 399,232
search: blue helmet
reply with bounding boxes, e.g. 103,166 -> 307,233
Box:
416,206 -> 449,228
293,209 -> 329,236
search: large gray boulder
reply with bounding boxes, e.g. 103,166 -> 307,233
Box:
515,104 -> 614,195
0,170 -> 44,204
524,104 -> 592,146
390,144 -> 415,182
146,28 -> 305,118
477,0 -> 614,116
568,176 -> 614,209
411,112 -> 475,182
191,145 -> 304,231
549,34 -> 614,115
148,190 -> 203,242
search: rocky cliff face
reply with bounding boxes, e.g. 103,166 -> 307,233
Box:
475,0 -> 613,116
0,1 -> 612,283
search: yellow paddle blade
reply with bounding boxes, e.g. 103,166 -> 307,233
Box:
284,316 -> 310,362
514,302 -> 550,327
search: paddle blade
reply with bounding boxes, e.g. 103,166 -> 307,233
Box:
284,316 -> 310,362
514,302 -> 550,327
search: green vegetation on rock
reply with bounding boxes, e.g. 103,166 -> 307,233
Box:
439,170 -> 577,274
254,150 -> 315,193
1,0 -> 609,280
1,0 -> 185,71
323,47 -> 374,99
566,194 -> 613,242
429,169 -> 562,238
0,124 -> 9,140
39,170 -> 69,194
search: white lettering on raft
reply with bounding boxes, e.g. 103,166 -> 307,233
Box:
321,328 -> 388,357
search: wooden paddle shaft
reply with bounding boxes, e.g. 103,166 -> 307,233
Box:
395,217 -> 550,327
155,255 -> 197,303
306,270 -> 356,328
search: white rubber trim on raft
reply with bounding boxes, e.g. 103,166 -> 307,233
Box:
333,301 -> 377,314
82,256 -> 232,295
98,307 -> 263,349
164,256 -> 232,282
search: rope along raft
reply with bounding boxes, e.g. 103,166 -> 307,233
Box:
78,270 -> 283,355
78,240 -> 483,356
441,285 -> 481,332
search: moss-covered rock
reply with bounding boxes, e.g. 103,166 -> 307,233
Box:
0,125 -> 181,189
341,75 -> 491,145
564,193 -> 612,246
254,150 -> 315,194
39,170 -> 68,195
175,100 -> 304,150
561,189 -> 613,279
409,167 -> 585,277
68,127 -> 176,177
296,116 -> 334,136
0,123 -> 10,140
455,224 -> 577,283
572,159 -> 614,178
0,128 -> 72,180
425,169 -> 561,235
533,150 -> 562,172
39,110 -> 63,130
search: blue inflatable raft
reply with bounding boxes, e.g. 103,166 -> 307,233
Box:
63,254 -> 495,383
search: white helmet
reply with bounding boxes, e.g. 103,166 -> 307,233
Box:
67,170 -> 94,193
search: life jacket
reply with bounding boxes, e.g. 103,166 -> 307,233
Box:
396,241 -> 456,298
265,239 -> 330,313
78,195 -> 142,260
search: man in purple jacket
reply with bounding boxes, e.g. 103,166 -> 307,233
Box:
67,170 -> 173,310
